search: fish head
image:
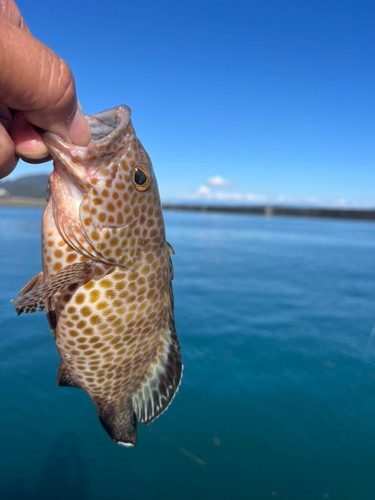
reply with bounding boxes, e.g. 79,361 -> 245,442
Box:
43,105 -> 165,269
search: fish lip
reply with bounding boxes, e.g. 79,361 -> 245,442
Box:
42,131 -> 87,158
42,105 -> 131,158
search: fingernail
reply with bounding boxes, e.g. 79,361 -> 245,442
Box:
67,107 -> 91,146
19,153 -> 52,164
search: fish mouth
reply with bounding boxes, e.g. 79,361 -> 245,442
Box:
85,106 -> 130,141
41,105 -> 132,184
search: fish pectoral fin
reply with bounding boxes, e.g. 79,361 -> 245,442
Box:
132,326 -> 183,425
17,271 -> 44,295
11,262 -> 94,313
96,399 -> 137,446
12,272 -> 46,315
15,299 -> 46,316
57,361 -> 81,389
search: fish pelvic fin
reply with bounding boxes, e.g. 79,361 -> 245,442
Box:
11,262 -> 94,313
46,298 -> 57,339
96,399 -> 137,446
57,361 -> 81,389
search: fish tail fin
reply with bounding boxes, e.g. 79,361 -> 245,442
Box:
96,399 -> 137,446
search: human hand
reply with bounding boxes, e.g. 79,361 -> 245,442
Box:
0,0 -> 91,178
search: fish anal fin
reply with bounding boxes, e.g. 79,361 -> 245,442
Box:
96,399 -> 137,446
57,362 -> 81,389
133,327 -> 182,425
11,262 -> 94,313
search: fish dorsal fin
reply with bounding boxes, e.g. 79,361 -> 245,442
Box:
132,326 -> 182,425
12,262 -> 94,312
133,245 -> 182,424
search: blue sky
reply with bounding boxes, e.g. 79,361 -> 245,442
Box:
8,0 -> 375,207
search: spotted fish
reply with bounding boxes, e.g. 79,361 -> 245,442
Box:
12,105 -> 182,446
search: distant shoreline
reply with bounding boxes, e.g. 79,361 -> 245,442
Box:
0,197 -> 46,207
162,204 -> 375,221
1,197 -> 375,221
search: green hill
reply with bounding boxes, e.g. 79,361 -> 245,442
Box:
0,174 -> 49,199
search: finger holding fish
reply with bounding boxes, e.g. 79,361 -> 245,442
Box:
0,2 -> 91,176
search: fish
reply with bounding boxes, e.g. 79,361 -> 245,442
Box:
12,105 -> 182,446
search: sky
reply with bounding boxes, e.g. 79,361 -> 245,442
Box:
7,0 -> 375,207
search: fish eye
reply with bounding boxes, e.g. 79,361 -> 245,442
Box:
132,165 -> 150,191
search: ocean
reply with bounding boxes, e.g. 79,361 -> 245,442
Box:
1,207 -> 375,500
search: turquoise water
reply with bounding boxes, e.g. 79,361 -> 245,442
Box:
1,208 -> 375,499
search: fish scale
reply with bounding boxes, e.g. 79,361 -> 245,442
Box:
12,105 -> 182,446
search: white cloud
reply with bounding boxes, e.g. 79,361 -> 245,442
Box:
335,198 -> 348,207
185,187 -> 323,205
244,193 -> 268,202
275,195 -> 321,205
187,187 -> 268,203
195,185 -> 212,195
275,195 -> 295,203
168,181 -> 375,208
206,176 -> 233,188
331,198 -> 374,208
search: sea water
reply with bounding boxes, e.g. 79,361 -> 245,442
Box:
1,207 -> 375,500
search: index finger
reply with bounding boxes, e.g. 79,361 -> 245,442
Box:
0,15 -> 91,146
